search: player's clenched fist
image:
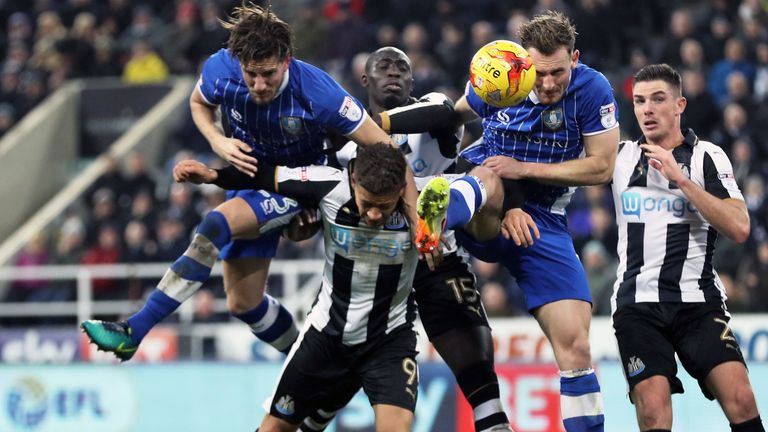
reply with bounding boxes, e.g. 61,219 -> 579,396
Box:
173,160 -> 217,184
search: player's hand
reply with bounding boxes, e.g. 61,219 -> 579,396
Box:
640,144 -> 685,184
500,208 -> 540,247
482,155 -> 527,180
173,160 -> 217,184
210,136 -> 259,177
283,208 -> 321,242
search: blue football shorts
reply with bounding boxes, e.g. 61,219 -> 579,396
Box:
456,204 -> 591,311
218,189 -> 301,260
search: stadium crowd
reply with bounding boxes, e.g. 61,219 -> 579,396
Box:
3,0 -> 768,317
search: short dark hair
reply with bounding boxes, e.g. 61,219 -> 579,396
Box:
633,63 -> 682,96
354,142 -> 406,195
221,4 -> 293,64
519,11 -> 577,55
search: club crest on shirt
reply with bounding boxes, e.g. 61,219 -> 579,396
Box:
280,116 -> 304,136
542,108 -> 564,131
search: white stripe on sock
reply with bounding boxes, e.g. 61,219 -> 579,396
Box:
451,179 -> 480,219
184,234 -> 219,267
157,269 -> 202,302
560,392 -> 604,420
269,324 -> 299,352
249,296 -> 280,333
474,397 -> 504,422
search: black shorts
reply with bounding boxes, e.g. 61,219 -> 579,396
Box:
268,324 -> 419,424
613,301 -> 746,401
413,253 -> 490,339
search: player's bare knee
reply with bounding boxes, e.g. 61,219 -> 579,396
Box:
722,385 -> 759,421
468,166 -> 502,211
634,391 -> 669,425
217,198 -> 262,239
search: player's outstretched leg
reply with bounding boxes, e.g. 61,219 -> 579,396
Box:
415,174 -> 489,253
81,210 -> 233,361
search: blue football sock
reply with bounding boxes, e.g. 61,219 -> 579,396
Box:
445,175 -> 487,230
127,211 -> 230,343
560,369 -> 605,432
235,294 -> 299,354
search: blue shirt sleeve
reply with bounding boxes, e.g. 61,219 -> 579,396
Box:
198,49 -> 232,106
577,70 -> 619,136
295,61 -> 366,135
464,80 -> 494,118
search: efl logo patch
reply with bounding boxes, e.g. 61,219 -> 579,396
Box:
718,172 -> 734,180
338,96 -> 363,122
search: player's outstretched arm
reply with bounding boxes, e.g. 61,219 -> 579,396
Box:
483,127 -> 619,186
453,96 -> 480,128
190,87 -> 259,176
376,93 -> 458,134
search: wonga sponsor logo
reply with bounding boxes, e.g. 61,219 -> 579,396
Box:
621,191 -> 698,218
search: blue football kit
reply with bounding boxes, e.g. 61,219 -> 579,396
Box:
198,48 -> 367,258
459,61 -> 619,310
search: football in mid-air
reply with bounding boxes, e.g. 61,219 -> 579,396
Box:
469,40 -> 536,107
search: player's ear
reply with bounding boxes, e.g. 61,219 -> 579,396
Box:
361,73 -> 369,88
677,96 -> 687,115
571,49 -> 580,66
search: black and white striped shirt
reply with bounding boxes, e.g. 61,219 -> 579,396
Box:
272,165 -> 419,345
335,92 -> 465,255
610,129 -> 744,314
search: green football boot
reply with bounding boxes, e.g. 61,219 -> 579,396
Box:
415,177 -> 450,253
81,320 -> 138,361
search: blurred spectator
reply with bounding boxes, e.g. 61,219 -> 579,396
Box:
154,215 -> 187,261
702,14 -> 734,63
374,23 -> 400,49
80,224 -> 122,299
291,4 -> 327,65
725,70 -> 758,113
681,68 -> 720,138
581,240 -> 617,316
708,37 -> 756,107
679,38 -> 707,72
753,41 -> 768,101
123,150 -> 157,203
505,10 -> 529,44
123,220 -> 156,263
435,21 -> 472,88
481,281 -> 517,317
711,102 -> 751,155
731,138 -> 758,189
6,232 -> 50,302
159,0 -> 200,74
743,240 -> 768,310
0,102 -> 16,137
324,0 -> 372,64
660,8 -> 696,67
162,183 -> 200,233
122,39 -> 169,84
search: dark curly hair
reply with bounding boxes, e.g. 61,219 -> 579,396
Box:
220,3 -> 293,64
354,142 -> 407,195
